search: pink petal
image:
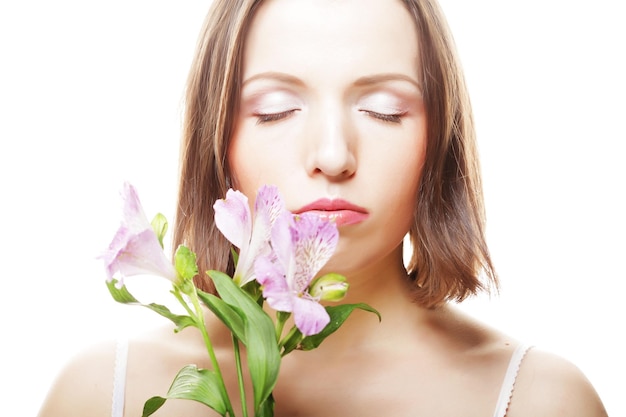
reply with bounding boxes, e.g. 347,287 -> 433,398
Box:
103,228 -> 176,285
246,185 -> 287,269
121,182 -> 152,234
213,189 -> 251,250
235,187 -> 284,284
213,187 -> 288,286
101,183 -> 176,286
100,192 -> 176,287
292,296 -> 330,336
255,256 -> 293,312
269,210 -> 297,277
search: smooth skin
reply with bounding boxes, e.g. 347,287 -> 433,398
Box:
38,0 -> 607,416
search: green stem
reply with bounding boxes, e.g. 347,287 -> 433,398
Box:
232,334 -> 248,417
274,311 -> 290,343
278,325 -> 300,351
174,287 -> 236,417
171,288 -> 197,317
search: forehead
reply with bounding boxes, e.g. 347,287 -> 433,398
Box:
242,0 -> 420,83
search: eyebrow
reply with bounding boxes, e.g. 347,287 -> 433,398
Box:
353,73 -> 422,91
242,72 -> 305,87
242,71 -> 421,91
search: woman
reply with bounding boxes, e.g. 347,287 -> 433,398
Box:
38,0 -> 607,416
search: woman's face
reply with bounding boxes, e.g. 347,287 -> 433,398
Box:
229,0 -> 427,275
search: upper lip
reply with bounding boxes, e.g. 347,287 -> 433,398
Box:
294,198 -> 368,214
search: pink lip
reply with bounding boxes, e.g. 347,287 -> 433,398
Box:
294,199 -> 369,226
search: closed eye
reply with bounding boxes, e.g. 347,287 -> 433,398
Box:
360,109 -> 406,124
254,109 -> 299,124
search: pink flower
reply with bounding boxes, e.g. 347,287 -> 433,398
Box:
214,185 -> 285,286
100,182 -> 176,287
254,212 -> 339,336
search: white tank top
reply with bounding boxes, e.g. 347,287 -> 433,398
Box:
111,339 -> 531,417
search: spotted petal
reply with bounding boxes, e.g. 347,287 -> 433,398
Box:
256,209 -> 339,336
291,213 -> 339,292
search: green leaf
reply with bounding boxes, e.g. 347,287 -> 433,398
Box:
244,311 -> 281,413
106,279 -> 140,304
144,302 -> 196,332
279,326 -> 304,357
150,213 -> 168,249
207,270 -> 281,412
300,303 -> 381,351
142,365 -> 229,416
197,290 -> 246,342
241,279 -> 263,305
256,393 -> 275,417
230,246 -> 239,267
142,396 -> 166,417
174,245 -> 199,282
105,280 -> 195,332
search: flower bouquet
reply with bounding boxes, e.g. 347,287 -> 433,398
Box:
101,183 -> 379,417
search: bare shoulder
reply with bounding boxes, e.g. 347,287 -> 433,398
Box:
122,323 -> 229,417
37,339 -> 118,417
36,324 -> 214,417
508,348 -> 607,417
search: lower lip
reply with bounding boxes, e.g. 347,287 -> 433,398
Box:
305,210 -> 369,226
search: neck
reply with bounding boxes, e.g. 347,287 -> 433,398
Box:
311,245 -> 434,353
330,245 -> 412,308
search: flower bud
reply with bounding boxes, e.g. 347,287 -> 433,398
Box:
309,273 -> 349,302
150,213 -> 169,249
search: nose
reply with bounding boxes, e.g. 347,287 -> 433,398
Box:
306,108 -> 357,180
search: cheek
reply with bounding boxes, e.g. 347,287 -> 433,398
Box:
228,131 -> 297,196
368,128 -> 426,191
228,131 -> 256,193
376,137 -> 425,219
229,143 -> 262,196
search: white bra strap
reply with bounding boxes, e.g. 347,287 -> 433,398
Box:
112,338 -> 129,417
492,343 -> 532,417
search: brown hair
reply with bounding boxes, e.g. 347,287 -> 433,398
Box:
173,0 -> 498,307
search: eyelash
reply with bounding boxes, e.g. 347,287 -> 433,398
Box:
254,109 -> 299,124
361,110 -> 406,124
253,109 -> 405,124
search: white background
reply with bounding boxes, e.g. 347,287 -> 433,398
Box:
0,1 -> 623,416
